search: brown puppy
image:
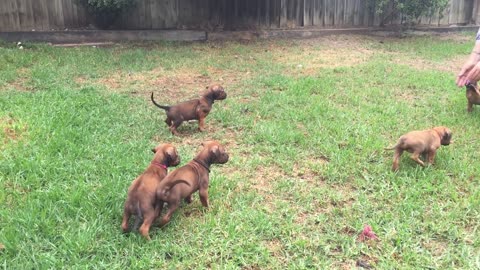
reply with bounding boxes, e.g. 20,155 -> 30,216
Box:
151,85 -> 227,135
155,140 -> 229,226
466,83 -> 480,113
386,126 -> 452,172
121,143 -> 180,240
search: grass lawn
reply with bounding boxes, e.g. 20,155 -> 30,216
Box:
1,31 -> 479,269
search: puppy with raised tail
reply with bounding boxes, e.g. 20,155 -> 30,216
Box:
151,84 -> 227,135
121,143 -> 180,240
465,82 -> 480,113
386,126 -> 452,172
155,140 -> 229,226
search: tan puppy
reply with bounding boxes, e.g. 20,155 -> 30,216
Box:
121,143 -> 180,240
466,83 -> 480,113
155,141 -> 229,226
386,126 -> 452,172
151,85 -> 227,135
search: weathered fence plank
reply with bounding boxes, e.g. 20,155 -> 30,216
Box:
312,0 -> 325,26
0,0 -> 477,32
324,0 -> 335,26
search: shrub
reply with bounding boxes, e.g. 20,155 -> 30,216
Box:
81,0 -> 136,13
371,0 -> 450,26
78,0 -> 137,29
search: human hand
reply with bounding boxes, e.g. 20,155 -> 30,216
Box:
464,61 -> 480,85
456,60 -> 476,87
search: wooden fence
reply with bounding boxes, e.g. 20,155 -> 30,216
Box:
0,0 -> 479,32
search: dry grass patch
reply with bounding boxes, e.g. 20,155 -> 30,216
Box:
390,53 -> 466,75
267,35 -> 376,76
1,68 -> 32,92
422,239 -> 449,257
1,116 -> 27,148
94,66 -> 251,103
274,47 -> 374,76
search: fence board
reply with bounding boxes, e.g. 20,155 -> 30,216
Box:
324,0 -> 335,26
0,0 -> 478,32
32,0 -> 49,30
0,1 -> 11,31
335,0 -> 344,26
312,0 -> 324,26
344,0 -> 355,26
304,0 -> 312,26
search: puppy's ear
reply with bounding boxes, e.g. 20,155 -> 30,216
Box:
151,148 -> 156,154
441,130 -> 452,145
166,147 -> 176,159
210,145 -> 219,155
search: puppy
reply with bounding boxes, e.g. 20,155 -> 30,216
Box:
121,143 -> 180,240
465,82 -> 480,113
155,140 -> 229,226
386,126 -> 452,172
151,84 -> 227,135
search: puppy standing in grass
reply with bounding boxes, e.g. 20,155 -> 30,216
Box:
465,82 -> 480,112
151,84 -> 227,135
386,126 -> 452,172
121,143 -> 180,240
155,140 -> 229,226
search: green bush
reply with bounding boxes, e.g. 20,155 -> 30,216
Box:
371,0 -> 449,26
80,0 -> 136,13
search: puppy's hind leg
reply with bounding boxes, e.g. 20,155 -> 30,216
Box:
427,150 -> 437,165
165,117 -> 172,127
468,101 -> 473,113
392,148 -> 403,172
132,201 -> 144,231
121,208 -> 131,232
410,152 -> 425,167
159,201 -> 180,226
169,119 -> 183,136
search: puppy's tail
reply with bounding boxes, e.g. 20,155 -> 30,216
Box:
384,144 -> 398,151
157,179 -> 191,199
151,92 -> 171,111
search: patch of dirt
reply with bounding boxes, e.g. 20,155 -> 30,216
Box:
1,116 -> 27,147
264,239 -> 283,257
422,239 -> 449,257
291,155 -> 329,182
436,32 -> 473,42
267,35 -> 376,76
397,92 -> 420,102
274,47 -> 374,76
250,164 -> 284,195
390,53 -> 467,75
94,66 -> 250,102
1,68 -> 32,92
294,182 -> 356,224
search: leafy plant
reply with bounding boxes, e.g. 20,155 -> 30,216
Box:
371,0 -> 450,26
81,0 -> 136,13
77,0 -> 137,29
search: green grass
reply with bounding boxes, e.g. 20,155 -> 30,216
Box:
1,31 -> 480,269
